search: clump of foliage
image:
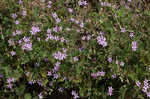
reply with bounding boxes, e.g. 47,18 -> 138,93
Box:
0,0 -> 150,99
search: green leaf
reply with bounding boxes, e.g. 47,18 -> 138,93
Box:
25,93 -> 31,99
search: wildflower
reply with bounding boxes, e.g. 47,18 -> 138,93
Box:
52,12 -> 57,18
10,51 -> 16,56
147,92 -> 150,98
38,93 -> 43,99
53,51 -> 67,60
132,41 -> 137,51
136,81 -> 141,88
82,36 -> 86,40
47,28 -> 51,33
107,86 -> 113,96
108,57 -> 112,63
12,13 -> 17,19
53,73 -> 59,79
21,42 -> 32,51
23,36 -> 30,43
80,22 -> 84,28
56,18 -> 61,24
15,20 -> 19,25
87,35 -> 91,40
53,26 -> 58,32
16,30 -> 22,35
0,74 -> 3,78
47,71 -> 52,76
8,38 -> 15,46
97,71 -> 105,76
68,8 -> 73,13
120,61 -> 125,67
112,74 -> 116,79
19,0 -> 23,4
97,35 -> 107,47
7,77 -> 15,89
142,79 -> 149,93
115,60 -> 119,65
22,10 -> 27,16
91,73 -> 97,79
73,56 -> 79,62
129,32 -> 134,38
58,87 -> 63,92
72,90 -> 79,99
30,26 -> 40,35
121,28 -> 126,33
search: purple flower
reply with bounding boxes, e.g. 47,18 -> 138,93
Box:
142,79 -> 149,93
91,73 -> 97,79
38,93 -> 43,99
136,81 -> 141,88
108,57 -> 112,63
10,51 -> 16,56
58,87 -> 63,92
68,8 -> 73,13
97,35 -> 107,47
72,90 -> 79,99
8,38 -> 15,46
0,74 -> 3,78
107,86 -> 113,96
22,10 -> 27,16
53,73 -> 59,79
112,74 -> 116,79
19,0 -> 23,4
129,32 -> 134,38
53,51 -> 67,60
147,92 -> 150,98
47,71 -> 52,76
120,61 -> 125,67
73,56 -> 79,62
56,18 -> 61,24
132,41 -> 137,51
30,26 -> 40,35
23,36 -> 30,42
7,83 -> 13,89
15,20 -> 19,25
97,71 -> 105,76
21,42 -> 32,51
80,22 -> 84,28
52,12 -> 57,18
121,28 -> 126,33
115,60 -> 119,65
12,13 -> 17,19
16,30 -> 22,35
47,28 -> 51,33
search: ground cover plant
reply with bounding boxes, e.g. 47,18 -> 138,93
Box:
0,0 -> 150,99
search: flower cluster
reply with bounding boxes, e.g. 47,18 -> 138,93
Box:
97,34 -> 107,47
53,51 -> 67,61
91,71 -> 105,79
20,36 -> 32,51
30,26 -> 40,35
